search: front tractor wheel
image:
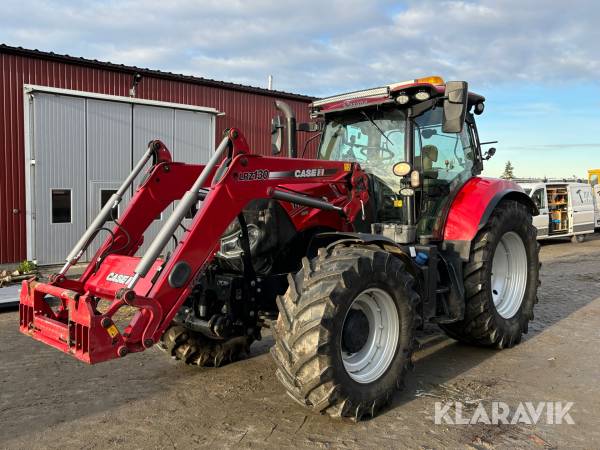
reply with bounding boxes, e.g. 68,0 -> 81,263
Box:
271,245 -> 419,421
440,200 -> 540,348
159,325 -> 253,367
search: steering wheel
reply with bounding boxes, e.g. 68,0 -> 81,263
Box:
359,145 -> 395,162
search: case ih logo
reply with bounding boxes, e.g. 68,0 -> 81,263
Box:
295,168 -> 325,178
106,272 -> 133,285
343,99 -> 369,108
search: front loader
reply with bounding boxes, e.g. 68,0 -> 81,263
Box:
20,76 -> 540,420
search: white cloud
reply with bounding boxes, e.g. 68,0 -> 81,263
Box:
1,0 -> 599,95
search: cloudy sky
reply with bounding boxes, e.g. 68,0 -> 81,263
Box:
1,0 -> 598,178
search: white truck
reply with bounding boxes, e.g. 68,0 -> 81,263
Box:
519,181 -> 600,242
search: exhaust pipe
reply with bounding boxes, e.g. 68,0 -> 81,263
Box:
274,100 -> 297,158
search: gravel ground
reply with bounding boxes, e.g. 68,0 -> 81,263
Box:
1,235 -> 599,449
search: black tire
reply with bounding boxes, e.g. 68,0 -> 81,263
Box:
572,234 -> 585,244
159,325 -> 253,367
440,200 -> 540,348
271,244 -> 419,421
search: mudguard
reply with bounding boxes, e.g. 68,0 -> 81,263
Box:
308,231 -> 399,256
442,177 -> 537,260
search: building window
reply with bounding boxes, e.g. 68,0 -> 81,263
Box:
51,189 -> 71,223
100,189 -> 119,220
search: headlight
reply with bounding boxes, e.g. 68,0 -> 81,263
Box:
414,90 -> 430,101
218,224 -> 261,258
395,92 -> 410,105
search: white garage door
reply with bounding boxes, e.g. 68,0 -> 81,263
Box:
25,87 -> 216,265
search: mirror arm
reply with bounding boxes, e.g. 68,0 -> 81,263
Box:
301,132 -> 322,158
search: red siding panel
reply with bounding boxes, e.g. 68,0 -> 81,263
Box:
0,51 -> 313,263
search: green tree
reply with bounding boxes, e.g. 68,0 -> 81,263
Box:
501,161 -> 515,179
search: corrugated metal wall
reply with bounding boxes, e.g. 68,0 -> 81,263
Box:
0,51 -> 314,263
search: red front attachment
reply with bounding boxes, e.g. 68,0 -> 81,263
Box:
19,256 -> 165,363
19,129 -> 369,364
20,279 -> 125,363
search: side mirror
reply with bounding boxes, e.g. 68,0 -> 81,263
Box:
421,128 -> 437,139
442,81 -> 468,134
483,147 -> 496,160
271,115 -> 284,155
297,122 -> 320,132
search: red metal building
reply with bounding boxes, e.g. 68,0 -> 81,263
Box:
0,44 -> 315,264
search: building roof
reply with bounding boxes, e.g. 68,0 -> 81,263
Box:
0,43 -> 314,102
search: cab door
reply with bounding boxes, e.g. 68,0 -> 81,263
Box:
531,186 -> 549,237
568,185 -> 595,234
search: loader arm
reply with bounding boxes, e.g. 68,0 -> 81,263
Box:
19,128 -> 369,363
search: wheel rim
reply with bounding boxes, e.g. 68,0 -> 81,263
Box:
490,231 -> 528,319
341,288 -> 399,384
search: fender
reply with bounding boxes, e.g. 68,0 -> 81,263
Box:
307,231 -> 399,257
442,177 -> 538,260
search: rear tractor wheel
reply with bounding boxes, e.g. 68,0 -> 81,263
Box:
271,244 -> 419,420
440,200 -> 540,348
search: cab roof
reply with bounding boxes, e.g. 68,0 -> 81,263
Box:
310,76 -> 485,115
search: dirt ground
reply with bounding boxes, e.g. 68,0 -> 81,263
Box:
1,235 -> 600,449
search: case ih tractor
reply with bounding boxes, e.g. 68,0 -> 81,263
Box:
19,76 -> 540,420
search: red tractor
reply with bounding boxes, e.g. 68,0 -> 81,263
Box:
19,76 -> 539,420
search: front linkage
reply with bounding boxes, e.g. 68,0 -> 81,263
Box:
19,128 -> 369,364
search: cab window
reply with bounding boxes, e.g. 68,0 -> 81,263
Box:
317,107 -> 406,189
414,107 -> 475,235
414,107 -> 474,186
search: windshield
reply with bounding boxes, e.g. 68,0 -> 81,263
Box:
317,107 -> 406,189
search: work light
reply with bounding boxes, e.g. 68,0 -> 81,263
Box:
414,90 -> 430,101
395,92 -> 410,105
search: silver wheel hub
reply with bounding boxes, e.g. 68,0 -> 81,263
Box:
491,231 -> 528,319
341,288 -> 399,384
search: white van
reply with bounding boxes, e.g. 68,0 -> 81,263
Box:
519,182 -> 598,242
590,176 -> 600,229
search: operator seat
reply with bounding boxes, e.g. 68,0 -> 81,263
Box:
419,145 -> 439,179
415,144 -> 444,234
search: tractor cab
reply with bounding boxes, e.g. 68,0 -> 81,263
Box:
311,76 -> 488,238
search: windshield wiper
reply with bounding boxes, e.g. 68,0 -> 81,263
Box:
360,110 -> 393,145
